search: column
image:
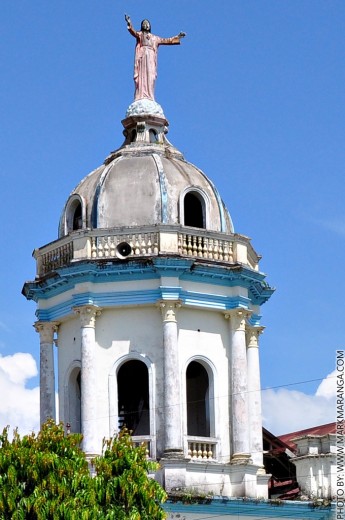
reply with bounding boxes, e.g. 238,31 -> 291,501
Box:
246,326 -> 265,469
225,309 -> 251,463
34,321 -> 59,426
74,305 -> 101,457
159,301 -> 184,457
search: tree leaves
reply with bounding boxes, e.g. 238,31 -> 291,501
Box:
0,423 -> 166,519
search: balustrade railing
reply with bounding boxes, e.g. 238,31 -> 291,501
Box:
178,233 -> 233,262
187,437 -> 217,461
40,241 -> 73,275
132,436 -> 152,458
91,232 -> 159,259
35,226 -> 257,277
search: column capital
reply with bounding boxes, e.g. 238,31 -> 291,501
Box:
158,301 -> 182,323
34,321 -> 59,343
223,308 -> 252,331
246,326 -> 265,348
73,305 -> 101,327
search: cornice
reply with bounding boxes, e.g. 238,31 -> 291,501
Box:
23,257 -> 274,307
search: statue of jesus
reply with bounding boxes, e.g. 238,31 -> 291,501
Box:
125,15 -> 186,102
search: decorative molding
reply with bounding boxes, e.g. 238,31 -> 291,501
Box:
224,308 -> 252,331
158,301 -> 182,322
246,326 -> 265,348
73,305 -> 101,327
34,321 -> 59,343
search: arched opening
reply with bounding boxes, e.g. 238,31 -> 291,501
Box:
68,368 -> 81,433
184,192 -> 205,229
130,129 -> 137,143
149,129 -> 158,143
72,202 -> 82,231
65,197 -> 83,234
117,360 -> 150,435
186,361 -> 210,437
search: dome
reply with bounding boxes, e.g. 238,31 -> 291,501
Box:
59,101 -> 233,237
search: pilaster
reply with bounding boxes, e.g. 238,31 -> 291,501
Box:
34,321 -> 59,426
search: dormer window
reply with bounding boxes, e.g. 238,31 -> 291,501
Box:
64,196 -> 85,235
72,202 -> 82,231
183,190 -> 207,229
149,129 -> 158,143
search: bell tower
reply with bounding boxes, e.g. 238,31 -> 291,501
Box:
23,18 -> 273,498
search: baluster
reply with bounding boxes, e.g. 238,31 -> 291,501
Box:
103,237 -> 110,257
97,238 -> 104,258
91,237 -> 97,258
141,234 -> 147,254
203,444 -> 208,460
197,443 -> 203,459
229,242 -> 234,262
214,239 -> 219,260
147,234 -> 152,254
109,237 -> 115,257
182,234 -> 187,255
134,235 -> 140,255
187,235 -> 193,255
208,238 -> 214,259
203,237 -> 208,258
223,241 -> 229,262
197,236 -> 203,257
208,445 -> 214,459
218,240 -> 224,261
192,235 -> 198,256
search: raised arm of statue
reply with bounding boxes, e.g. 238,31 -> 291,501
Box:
125,17 -> 186,102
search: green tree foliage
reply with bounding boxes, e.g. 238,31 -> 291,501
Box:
0,421 -> 167,520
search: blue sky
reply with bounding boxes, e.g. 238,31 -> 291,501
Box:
0,0 -> 343,434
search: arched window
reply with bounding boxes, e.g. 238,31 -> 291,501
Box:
186,361 -> 210,437
72,202 -> 82,231
68,368 -> 81,433
184,192 -> 205,229
65,196 -> 84,234
117,360 -> 150,435
149,129 -> 158,143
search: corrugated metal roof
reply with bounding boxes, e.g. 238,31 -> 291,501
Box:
278,422 -> 336,451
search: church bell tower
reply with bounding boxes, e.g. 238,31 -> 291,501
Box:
23,18 -> 273,498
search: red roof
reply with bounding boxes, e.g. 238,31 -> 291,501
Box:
278,422 -> 336,451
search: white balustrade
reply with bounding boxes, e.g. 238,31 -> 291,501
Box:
187,438 -> 217,461
35,226 -> 257,277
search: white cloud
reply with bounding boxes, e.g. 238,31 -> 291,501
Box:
262,373 -> 336,436
315,369 -> 336,399
0,353 -> 39,436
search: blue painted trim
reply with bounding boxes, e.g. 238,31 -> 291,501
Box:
153,154 -> 168,224
164,498 -> 334,519
24,257 -> 273,308
248,313 -> 262,326
35,285 -> 252,321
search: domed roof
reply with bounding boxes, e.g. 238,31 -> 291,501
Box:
59,101 -> 233,237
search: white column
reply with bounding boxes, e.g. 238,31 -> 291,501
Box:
246,326 -> 265,469
74,305 -> 101,457
225,309 -> 251,463
159,301 -> 184,457
34,321 -> 59,426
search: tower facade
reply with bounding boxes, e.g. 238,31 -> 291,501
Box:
23,92 -> 273,497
